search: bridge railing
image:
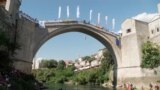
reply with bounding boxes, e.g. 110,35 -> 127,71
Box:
19,11 -> 38,23
44,20 -> 120,36
19,11 -> 46,28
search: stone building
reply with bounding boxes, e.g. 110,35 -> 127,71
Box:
74,49 -> 106,71
32,58 -> 42,69
0,0 -> 28,72
120,3 -> 160,84
0,6 -> 11,32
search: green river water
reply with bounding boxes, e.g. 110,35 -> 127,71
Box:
45,84 -> 113,90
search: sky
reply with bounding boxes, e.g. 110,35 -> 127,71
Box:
20,0 -> 159,60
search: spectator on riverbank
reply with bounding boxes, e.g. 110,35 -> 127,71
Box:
0,73 -> 6,86
155,84 -> 159,90
150,83 -> 153,90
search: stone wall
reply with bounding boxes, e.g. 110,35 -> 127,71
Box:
120,17 -> 160,88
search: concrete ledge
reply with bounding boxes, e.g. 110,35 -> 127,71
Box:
118,76 -> 160,89
12,58 -> 33,64
12,59 -> 32,74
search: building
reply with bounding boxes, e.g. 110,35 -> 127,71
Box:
120,3 -> 160,79
94,48 -> 106,59
74,49 -> 106,71
64,60 -> 74,67
0,6 -> 12,34
32,58 -> 42,69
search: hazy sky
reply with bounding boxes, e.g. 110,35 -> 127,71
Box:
20,0 -> 159,60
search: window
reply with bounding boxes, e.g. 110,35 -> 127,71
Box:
126,29 -> 131,33
151,30 -> 154,34
157,28 -> 159,32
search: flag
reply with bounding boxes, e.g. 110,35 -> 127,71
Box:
89,10 -> 93,21
98,13 -> 100,24
105,16 -> 108,26
58,6 -> 61,19
67,5 -> 70,18
112,18 -> 115,30
77,6 -> 80,18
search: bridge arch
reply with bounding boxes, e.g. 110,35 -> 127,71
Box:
34,23 -> 121,66
32,23 -> 121,85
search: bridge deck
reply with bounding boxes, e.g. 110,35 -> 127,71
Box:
44,20 -> 120,38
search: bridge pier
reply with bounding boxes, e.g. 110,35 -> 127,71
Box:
13,59 -> 32,74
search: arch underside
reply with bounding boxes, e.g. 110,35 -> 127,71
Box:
34,25 -> 120,66
32,24 -> 121,86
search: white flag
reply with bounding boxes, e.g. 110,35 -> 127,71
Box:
89,10 -> 93,21
98,13 -> 100,24
77,6 -> 80,18
105,16 -> 108,25
112,18 -> 115,30
67,6 -> 70,18
58,6 -> 61,19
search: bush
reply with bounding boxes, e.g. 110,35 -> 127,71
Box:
141,41 -> 160,69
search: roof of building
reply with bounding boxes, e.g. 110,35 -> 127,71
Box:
132,12 -> 160,23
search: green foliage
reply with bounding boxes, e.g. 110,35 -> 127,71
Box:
48,60 -> 58,68
10,74 -> 36,90
0,31 -> 11,69
33,49 -> 114,86
100,50 -> 114,73
0,31 -> 9,47
39,59 -> 58,68
82,56 -> 95,63
57,60 -> 66,70
141,41 -> 160,69
32,66 -> 75,84
73,68 -> 110,85
0,86 -> 5,90
0,29 -> 34,90
0,31 -> 20,55
82,56 -> 91,61
0,31 -> 20,71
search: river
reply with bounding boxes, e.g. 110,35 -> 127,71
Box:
45,83 -> 113,90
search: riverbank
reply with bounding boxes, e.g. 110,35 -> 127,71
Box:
45,83 -> 110,90
0,67 -> 44,90
116,81 -> 160,90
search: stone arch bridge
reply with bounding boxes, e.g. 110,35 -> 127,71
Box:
14,16 -> 122,80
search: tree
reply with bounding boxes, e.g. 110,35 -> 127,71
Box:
48,59 -> 58,68
57,60 -> 66,70
82,56 -> 95,65
39,60 -> 49,68
0,31 -> 20,70
100,50 -> 114,73
39,59 -> 58,68
141,41 -> 160,69
82,56 -> 91,61
98,50 -> 114,83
